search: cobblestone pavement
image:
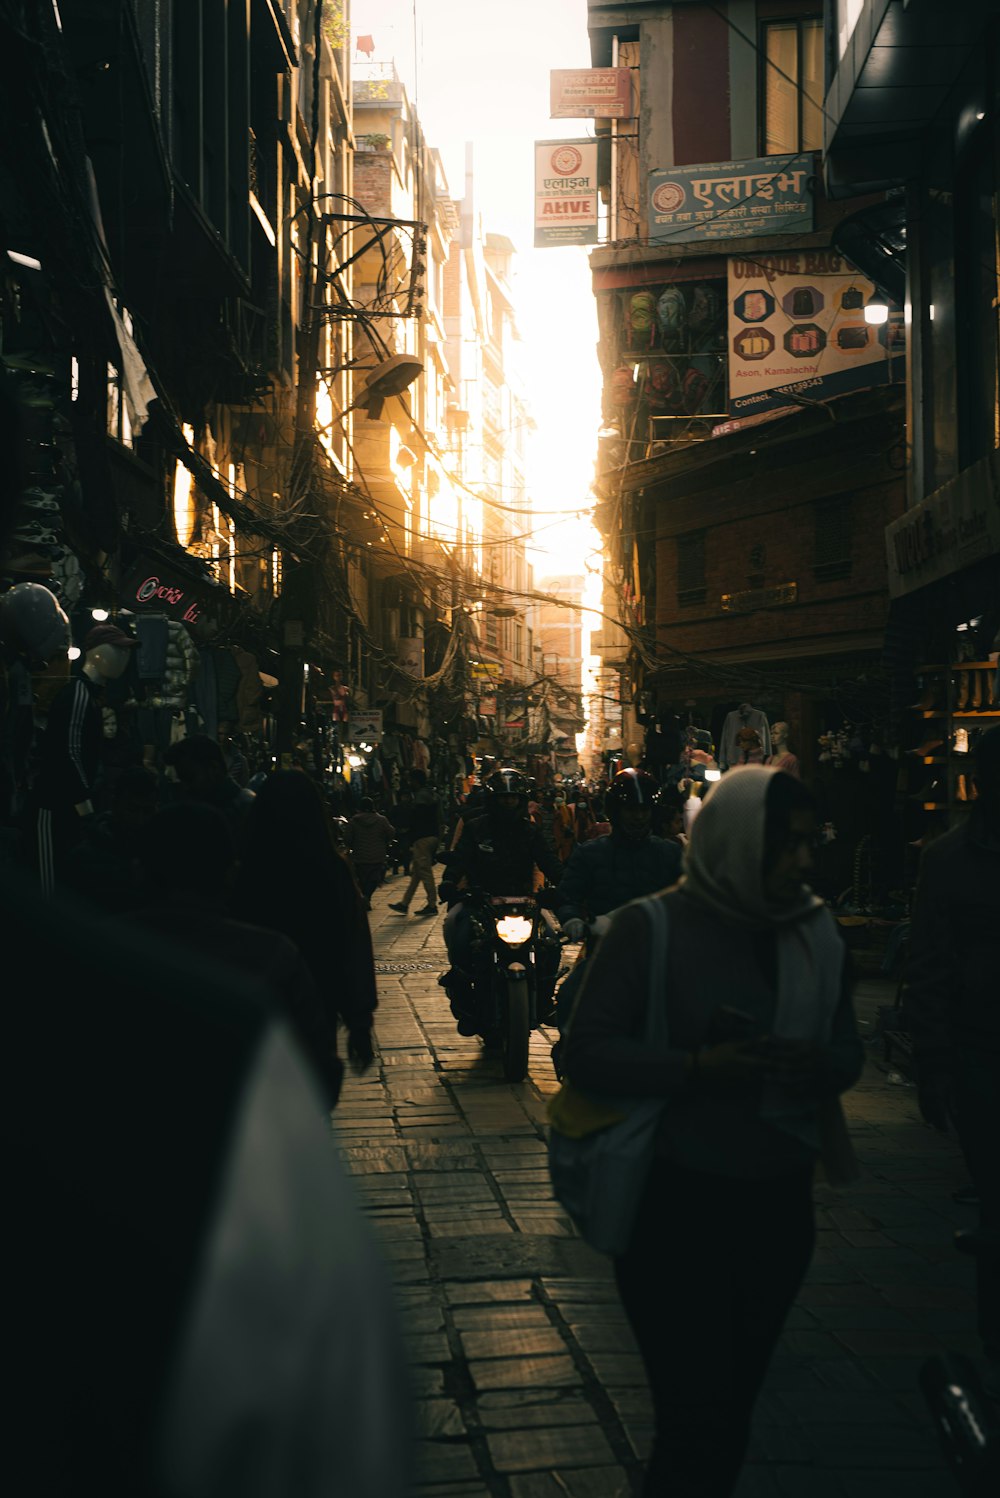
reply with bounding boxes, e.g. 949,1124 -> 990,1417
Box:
337,883 -> 980,1496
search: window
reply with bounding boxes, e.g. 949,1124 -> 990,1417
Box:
814,498 -> 852,581
761,17 -> 823,156
676,530 -> 706,607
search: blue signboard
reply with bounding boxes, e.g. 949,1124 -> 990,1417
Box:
648,155 -> 814,244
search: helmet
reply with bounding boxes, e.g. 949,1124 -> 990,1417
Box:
0,582 -> 70,667
486,768 -> 530,803
606,768 -> 658,812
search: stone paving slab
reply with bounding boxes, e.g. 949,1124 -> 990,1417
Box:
339,888 -> 980,1495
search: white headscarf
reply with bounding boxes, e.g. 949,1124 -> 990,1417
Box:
682,764 -> 821,928
681,766 -> 844,1148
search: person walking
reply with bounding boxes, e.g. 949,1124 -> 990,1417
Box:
347,796 -> 396,908
552,791 -> 575,862
387,788 -> 413,876
906,723 -> 1000,1398
235,771 -> 378,1084
561,767 -> 864,1497
389,769 -> 441,917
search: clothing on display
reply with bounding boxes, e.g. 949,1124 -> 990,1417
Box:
412,738 -> 430,773
719,704 -> 772,772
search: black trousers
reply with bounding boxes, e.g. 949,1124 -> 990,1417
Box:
614,1156 -> 815,1498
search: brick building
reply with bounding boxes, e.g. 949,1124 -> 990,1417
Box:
584,0 -> 909,880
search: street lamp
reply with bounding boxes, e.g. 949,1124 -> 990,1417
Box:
357,353 -> 423,420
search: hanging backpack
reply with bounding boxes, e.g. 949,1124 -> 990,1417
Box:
611,365 -> 639,406
689,283 -> 720,336
627,291 -> 657,348
656,287 -> 687,352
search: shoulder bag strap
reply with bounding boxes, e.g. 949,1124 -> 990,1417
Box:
638,894 -> 670,1049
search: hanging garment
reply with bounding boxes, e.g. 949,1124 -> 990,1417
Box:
719,706 -> 772,772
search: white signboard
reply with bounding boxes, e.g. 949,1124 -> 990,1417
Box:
348,710 -> 383,744
727,250 -> 904,416
534,139 -> 598,248
550,68 -> 632,119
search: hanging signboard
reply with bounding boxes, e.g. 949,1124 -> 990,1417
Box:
121,553 -> 229,625
397,637 -> 424,676
534,139 -> 598,248
348,709 -> 383,743
726,251 -> 905,417
470,661 -> 504,681
648,155 -> 813,245
550,68 -> 632,119
885,453 -> 1000,599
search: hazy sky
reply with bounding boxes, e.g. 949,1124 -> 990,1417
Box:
351,0 -> 602,579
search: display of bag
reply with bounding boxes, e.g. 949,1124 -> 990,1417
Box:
547,894 -> 670,1255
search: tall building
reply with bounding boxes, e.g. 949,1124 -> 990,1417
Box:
823,0 -> 999,848
583,0 -> 911,878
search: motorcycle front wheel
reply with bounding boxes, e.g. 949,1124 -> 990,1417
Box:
502,975 -> 530,1083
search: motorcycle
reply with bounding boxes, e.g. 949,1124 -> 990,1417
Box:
449,890 -> 561,1083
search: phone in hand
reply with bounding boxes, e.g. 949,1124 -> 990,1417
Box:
708,1006 -> 763,1045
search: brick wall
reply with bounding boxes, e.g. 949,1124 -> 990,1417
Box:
652,408 -> 906,659
352,151 -> 391,215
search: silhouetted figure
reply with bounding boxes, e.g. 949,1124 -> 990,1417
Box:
235,771 -> 378,1078
562,769 -> 864,1497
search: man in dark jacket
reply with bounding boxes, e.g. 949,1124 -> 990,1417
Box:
552,769 -> 683,1048
906,724 -> 1000,1394
556,769 -> 683,933
441,769 -> 562,1035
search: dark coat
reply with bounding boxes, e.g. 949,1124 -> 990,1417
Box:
451,810 -> 563,895
555,831 -> 683,924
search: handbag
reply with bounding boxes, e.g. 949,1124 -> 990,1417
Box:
547,894 -> 670,1255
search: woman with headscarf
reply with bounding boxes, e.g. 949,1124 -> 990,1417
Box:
560,767 -> 864,1498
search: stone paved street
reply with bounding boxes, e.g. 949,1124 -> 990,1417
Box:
336,882 -> 981,1496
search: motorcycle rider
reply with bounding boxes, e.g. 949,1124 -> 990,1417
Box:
440,768 -> 563,1037
552,768 -> 684,1049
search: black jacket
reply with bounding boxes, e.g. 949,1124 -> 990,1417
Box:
451,810 -> 562,895
34,674 -> 103,809
555,831 -> 683,924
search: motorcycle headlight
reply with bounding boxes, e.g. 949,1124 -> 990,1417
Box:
495,915 -> 533,946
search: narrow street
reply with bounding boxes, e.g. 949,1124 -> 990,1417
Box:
337,884 -> 980,1498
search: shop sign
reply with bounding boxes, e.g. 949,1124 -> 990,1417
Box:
648,156 -> 813,245
348,709 -> 383,743
721,582 -> 797,613
534,139 -> 598,248
398,637 -> 424,676
726,252 -> 904,416
480,696 -> 497,717
885,454 -> 1000,599
470,661 -> 504,681
122,563 -> 211,624
550,68 -> 632,119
